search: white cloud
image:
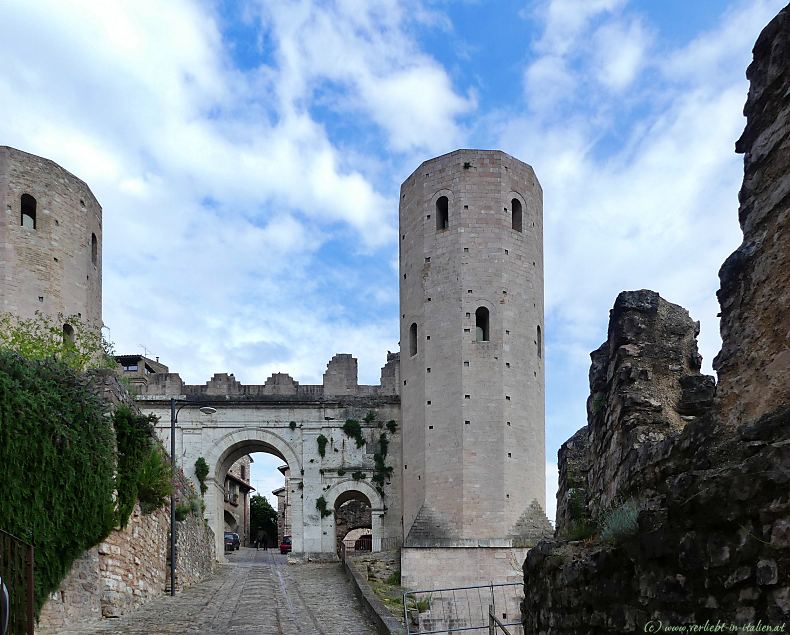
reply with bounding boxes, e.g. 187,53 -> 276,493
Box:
592,18 -> 650,91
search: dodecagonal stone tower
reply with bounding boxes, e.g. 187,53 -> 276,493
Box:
399,149 -> 547,587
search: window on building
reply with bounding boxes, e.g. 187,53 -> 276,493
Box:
241,465 -> 246,480
21,194 -> 36,229
511,198 -> 522,232
409,322 -> 418,356
436,196 -> 449,230
91,233 -> 98,266
122,364 -> 139,372
475,307 -> 489,342
537,325 -> 542,358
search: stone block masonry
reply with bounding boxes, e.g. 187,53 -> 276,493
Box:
0,146 -> 102,328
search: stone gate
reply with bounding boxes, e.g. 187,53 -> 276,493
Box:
132,353 -> 403,560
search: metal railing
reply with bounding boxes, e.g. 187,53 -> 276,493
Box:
0,529 -> 34,635
403,582 -> 522,635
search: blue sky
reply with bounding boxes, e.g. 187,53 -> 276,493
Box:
0,0 -> 783,516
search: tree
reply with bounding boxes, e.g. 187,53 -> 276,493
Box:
250,494 -> 278,547
0,311 -> 114,371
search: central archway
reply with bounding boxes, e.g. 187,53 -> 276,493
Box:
323,480 -> 384,553
203,428 -> 302,559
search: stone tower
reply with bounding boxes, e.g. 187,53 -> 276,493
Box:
0,146 -> 102,328
399,149 -> 547,587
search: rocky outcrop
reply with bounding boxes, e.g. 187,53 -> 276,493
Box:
523,6 -> 790,632
585,290 -> 714,521
713,4 -> 790,427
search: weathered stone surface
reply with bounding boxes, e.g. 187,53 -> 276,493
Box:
584,289 -> 713,521
713,4 -> 790,427
555,427 -> 590,537
523,7 -> 790,631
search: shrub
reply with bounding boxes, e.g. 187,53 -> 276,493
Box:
113,405 -> 158,526
600,499 -> 640,543
137,448 -> 173,514
386,420 -> 398,433
342,419 -> 365,448
364,410 -> 377,423
0,350 -> 116,617
317,434 -> 328,458
352,471 -> 367,481
337,468 -> 346,476
194,457 -> 209,496
315,496 -> 332,518
289,421 -> 297,430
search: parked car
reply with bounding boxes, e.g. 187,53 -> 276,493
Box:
279,535 -> 292,554
224,531 -> 240,551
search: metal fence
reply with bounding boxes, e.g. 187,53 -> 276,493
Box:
0,529 -> 34,635
403,582 -> 523,635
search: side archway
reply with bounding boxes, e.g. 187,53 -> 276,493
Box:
324,480 -> 385,553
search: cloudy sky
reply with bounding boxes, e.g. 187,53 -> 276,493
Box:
1,0 -> 783,515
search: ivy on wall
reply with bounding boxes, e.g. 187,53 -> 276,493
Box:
113,405 -> 159,527
0,350 -> 116,617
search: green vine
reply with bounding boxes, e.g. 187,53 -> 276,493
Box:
342,419 -> 365,448
112,405 -> 158,526
0,350 -> 116,617
352,471 -> 367,481
386,420 -> 398,433
194,457 -> 209,496
364,410 -> 377,423
372,433 -> 393,491
317,434 -> 328,458
316,496 -> 332,518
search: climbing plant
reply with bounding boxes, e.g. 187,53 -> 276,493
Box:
0,350 -> 116,617
317,434 -> 328,458
194,457 -> 209,495
112,405 -> 159,526
315,496 -> 332,518
372,433 -> 394,495
342,419 -> 365,448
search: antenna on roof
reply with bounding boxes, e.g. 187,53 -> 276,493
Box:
140,344 -> 149,358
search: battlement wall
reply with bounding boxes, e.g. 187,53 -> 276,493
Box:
136,352 -> 400,401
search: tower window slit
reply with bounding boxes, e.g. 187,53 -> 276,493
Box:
21,193 -> 36,229
409,323 -> 418,356
436,196 -> 449,230
512,198 -> 522,232
475,307 -> 489,342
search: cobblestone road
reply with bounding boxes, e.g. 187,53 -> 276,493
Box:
63,548 -> 377,635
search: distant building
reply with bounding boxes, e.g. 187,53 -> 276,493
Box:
115,355 -> 168,390
224,455 -> 254,545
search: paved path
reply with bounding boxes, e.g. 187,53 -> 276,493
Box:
64,548 -> 377,635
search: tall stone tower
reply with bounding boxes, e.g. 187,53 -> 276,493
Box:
399,149 -> 547,588
0,146 -> 102,328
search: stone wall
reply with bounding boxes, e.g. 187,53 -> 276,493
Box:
522,7 -> 790,631
36,376 -> 215,634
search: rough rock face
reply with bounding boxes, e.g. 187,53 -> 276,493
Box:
585,290 -> 714,521
713,4 -> 790,427
523,6 -> 790,632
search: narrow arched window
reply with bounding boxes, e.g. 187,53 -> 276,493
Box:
21,194 -> 36,229
91,233 -> 98,266
436,196 -> 449,231
537,325 -> 542,358
409,323 -> 418,356
63,323 -> 75,346
475,307 -> 489,342
511,198 -> 522,232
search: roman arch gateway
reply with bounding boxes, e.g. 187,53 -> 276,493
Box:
136,353 -> 403,560
131,149 -> 552,587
